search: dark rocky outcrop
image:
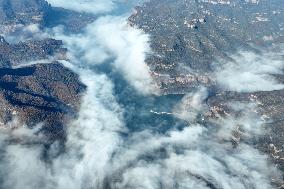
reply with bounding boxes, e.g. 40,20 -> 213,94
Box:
0,0 -> 49,25
130,0 -> 284,180
0,0 -> 91,137
0,0 -> 95,34
129,0 -> 284,93
0,35 -> 66,67
0,62 -> 86,138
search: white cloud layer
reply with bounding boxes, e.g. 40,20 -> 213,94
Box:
52,16 -> 158,95
215,50 -> 284,92
0,88 -> 281,189
46,0 -> 117,14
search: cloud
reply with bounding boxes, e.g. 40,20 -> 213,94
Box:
105,90 -> 280,189
52,16 -> 158,95
46,0 -> 148,14
0,64 -> 125,189
50,66 -> 126,189
214,50 -> 284,92
1,55 -> 280,189
173,87 -> 208,122
0,88 -> 280,189
46,0 -> 117,14
3,24 -> 49,43
0,1 -> 281,189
